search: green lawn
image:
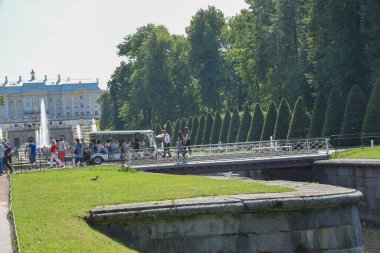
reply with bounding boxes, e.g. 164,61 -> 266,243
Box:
12,167 -> 292,253
334,147 -> 380,159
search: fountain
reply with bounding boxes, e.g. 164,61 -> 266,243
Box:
35,129 -> 40,147
0,128 -> 2,142
91,118 -> 97,132
40,98 -> 50,147
76,124 -> 82,140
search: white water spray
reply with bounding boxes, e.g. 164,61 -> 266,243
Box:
76,124 -> 82,140
0,128 -> 2,142
35,129 -> 39,147
91,118 -> 97,132
40,99 -> 50,147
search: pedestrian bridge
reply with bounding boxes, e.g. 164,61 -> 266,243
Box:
128,138 -> 332,174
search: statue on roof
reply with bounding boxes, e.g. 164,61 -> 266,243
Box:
30,70 -> 35,81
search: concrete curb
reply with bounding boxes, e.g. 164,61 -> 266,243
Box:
0,173 -> 13,253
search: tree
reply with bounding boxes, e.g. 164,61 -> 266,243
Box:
287,97 -> 310,139
202,113 -> 214,145
219,111 -> 231,143
186,6 -> 226,111
154,123 -> 162,135
322,87 -> 345,137
340,85 -> 367,146
227,108 -> 240,143
237,107 -> 252,142
362,79 -> 380,138
187,116 -> 193,131
195,115 -> 206,145
365,0 -> 380,82
261,102 -> 277,140
164,120 -> 174,139
308,93 -> 326,137
248,104 -> 264,141
210,111 -> 222,144
98,92 -> 113,130
180,118 -> 188,133
274,98 -> 291,139
191,116 -> 199,142
172,119 -> 181,146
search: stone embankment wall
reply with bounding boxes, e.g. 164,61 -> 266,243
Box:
314,159 -> 380,215
88,181 -> 364,253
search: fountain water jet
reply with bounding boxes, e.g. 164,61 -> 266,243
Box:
0,128 -> 2,142
35,129 -> 40,147
76,124 -> 82,140
40,99 -> 50,147
91,118 -> 97,132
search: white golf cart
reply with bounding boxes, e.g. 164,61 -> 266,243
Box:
87,130 -> 157,165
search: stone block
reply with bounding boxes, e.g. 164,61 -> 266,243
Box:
374,168 -> 380,178
355,177 -> 365,187
354,168 -> 364,177
366,198 -> 377,211
376,189 -> 380,200
338,168 -> 354,176
239,213 -> 290,234
344,176 -> 355,187
255,232 -> 293,252
365,178 -> 378,188
150,215 -> 239,239
365,168 -> 375,178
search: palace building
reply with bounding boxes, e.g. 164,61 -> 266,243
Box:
0,72 -> 103,147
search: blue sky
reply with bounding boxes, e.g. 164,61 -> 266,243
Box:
0,0 -> 248,89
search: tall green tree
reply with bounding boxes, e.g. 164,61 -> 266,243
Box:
195,115 -> 206,145
98,92 -> 113,130
237,107 -> 252,142
219,111 -> 231,143
210,111 -> 222,144
202,113 -> 214,145
190,116 -> 199,142
248,104 -> 265,141
227,108 -> 241,143
362,79 -> 380,135
164,120 -> 174,137
179,118 -> 188,133
274,98 -> 291,139
322,87 -> 345,137
287,97 -> 310,139
308,93 -> 326,137
187,116 -> 193,131
261,102 -> 277,140
186,6 -> 226,111
365,0 -> 380,82
154,123 -> 162,135
340,85 -> 367,146
172,119 -> 181,146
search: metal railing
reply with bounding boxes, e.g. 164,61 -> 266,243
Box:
124,138 -> 332,166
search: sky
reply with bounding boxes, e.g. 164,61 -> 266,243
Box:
0,0 -> 248,89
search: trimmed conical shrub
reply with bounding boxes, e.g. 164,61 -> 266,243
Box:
261,102 -> 277,140
227,108 -> 240,143
309,93 -> 326,137
248,104 -> 264,141
322,87 -> 345,137
237,107 -> 252,142
187,116 -> 193,132
171,119 -> 181,146
191,116 -> 199,142
180,118 -> 188,133
340,85 -> 367,146
219,111 -> 231,143
202,112 -> 214,145
287,97 -> 311,139
210,111 -> 222,144
154,123 -> 162,135
274,99 -> 291,140
164,120 -> 174,137
195,114 -> 206,145
362,79 -> 380,144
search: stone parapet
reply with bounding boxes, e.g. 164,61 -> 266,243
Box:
88,180 -> 364,253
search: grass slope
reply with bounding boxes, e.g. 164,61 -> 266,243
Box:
334,147 -> 380,159
12,167 -> 292,252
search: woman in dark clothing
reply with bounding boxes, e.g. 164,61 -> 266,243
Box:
184,127 -> 191,156
4,144 -> 14,173
176,131 -> 185,161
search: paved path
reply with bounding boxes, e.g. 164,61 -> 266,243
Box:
0,173 -> 13,253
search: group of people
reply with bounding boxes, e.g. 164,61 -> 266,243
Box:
47,138 -> 84,167
161,127 -> 191,160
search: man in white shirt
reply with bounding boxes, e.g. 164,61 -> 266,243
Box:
162,130 -> 171,158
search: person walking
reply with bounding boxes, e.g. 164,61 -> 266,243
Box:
162,130 -> 171,158
49,139 -> 63,168
176,131 -> 185,162
3,144 -> 14,173
74,138 -> 84,166
184,127 -> 191,156
0,142 -> 4,175
27,138 -> 37,165
58,137 -> 66,163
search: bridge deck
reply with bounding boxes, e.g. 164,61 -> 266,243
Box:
133,153 -> 329,174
